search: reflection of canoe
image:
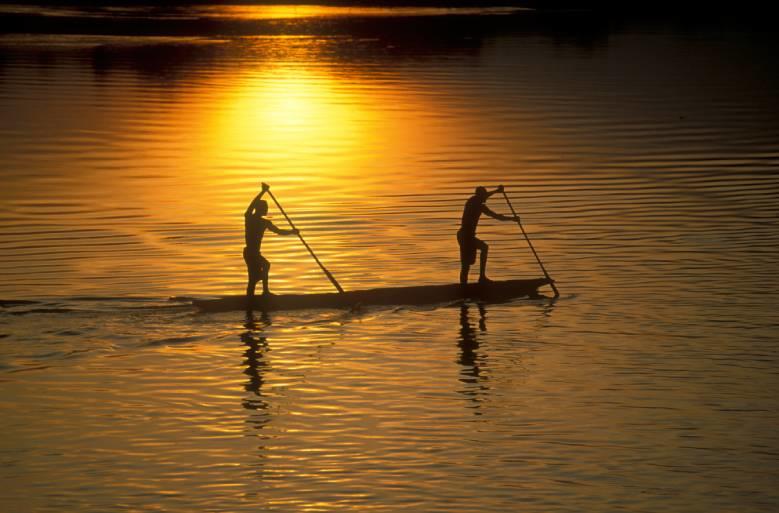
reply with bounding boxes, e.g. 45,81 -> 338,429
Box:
193,278 -> 552,313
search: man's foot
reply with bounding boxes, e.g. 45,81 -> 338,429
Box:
478,276 -> 493,284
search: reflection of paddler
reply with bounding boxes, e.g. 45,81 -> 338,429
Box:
457,185 -> 519,285
458,302 -> 486,365
244,183 -> 299,298
457,302 -> 489,412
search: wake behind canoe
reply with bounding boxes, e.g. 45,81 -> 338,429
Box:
192,278 -> 552,313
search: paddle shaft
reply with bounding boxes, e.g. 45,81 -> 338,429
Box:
502,190 -> 559,297
265,189 -> 344,294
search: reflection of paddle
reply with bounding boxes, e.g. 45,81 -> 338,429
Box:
265,185 -> 344,294
502,189 -> 559,298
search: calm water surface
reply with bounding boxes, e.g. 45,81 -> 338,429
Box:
1,7 -> 778,512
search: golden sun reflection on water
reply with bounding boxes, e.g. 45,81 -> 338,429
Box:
207,63 -> 372,185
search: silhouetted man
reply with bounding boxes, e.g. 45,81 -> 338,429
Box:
244,183 -> 298,298
458,185 -> 518,285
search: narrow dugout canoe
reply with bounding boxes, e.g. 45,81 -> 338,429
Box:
192,278 -> 552,313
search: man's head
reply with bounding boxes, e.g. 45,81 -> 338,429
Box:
256,200 -> 268,216
474,186 -> 488,202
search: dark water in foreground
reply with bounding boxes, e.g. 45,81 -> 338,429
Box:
1,6 -> 778,512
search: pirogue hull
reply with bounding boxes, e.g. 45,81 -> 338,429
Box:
192,278 -> 552,313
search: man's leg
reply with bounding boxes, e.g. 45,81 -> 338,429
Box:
458,230 -> 475,285
245,250 -> 259,298
260,256 -> 271,295
477,239 -> 489,282
460,262 -> 470,285
246,278 -> 258,298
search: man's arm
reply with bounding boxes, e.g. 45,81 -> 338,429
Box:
245,182 -> 270,216
481,204 -> 515,222
267,221 -> 299,237
481,185 -> 519,222
484,185 -> 503,200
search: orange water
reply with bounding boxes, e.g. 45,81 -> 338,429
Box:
1,9 -> 778,512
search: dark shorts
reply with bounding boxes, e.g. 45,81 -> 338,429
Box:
457,230 -> 486,266
243,247 -> 269,281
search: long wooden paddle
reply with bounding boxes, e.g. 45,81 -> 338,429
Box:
502,189 -> 559,298
265,187 -> 344,294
